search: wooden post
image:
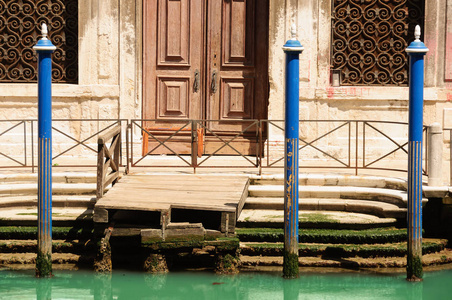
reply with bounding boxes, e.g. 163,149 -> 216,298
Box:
406,25 -> 428,282
96,141 -> 105,199
282,24 -> 304,279
33,23 -> 56,278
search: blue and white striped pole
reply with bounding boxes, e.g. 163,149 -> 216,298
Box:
33,23 -> 56,277
282,24 -> 303,279
406,25 -> 428,282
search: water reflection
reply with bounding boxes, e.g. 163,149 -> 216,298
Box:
36,278 -> 52,300
0,269 -> 451,299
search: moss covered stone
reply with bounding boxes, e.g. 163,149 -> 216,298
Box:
241,240 -> 446,258
0,226 -> 93,240
143,254 -> 168,273
236,227 -> 408,244
94,237 -> 112,273
215,253 -> 240,274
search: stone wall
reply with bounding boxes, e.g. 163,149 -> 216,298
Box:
0,0 -> 141,164
266,0 -> 452,184
0,0 -> 451,184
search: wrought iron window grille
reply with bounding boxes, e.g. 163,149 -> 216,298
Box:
331,0 -> 425,86
0,0 -> 78,83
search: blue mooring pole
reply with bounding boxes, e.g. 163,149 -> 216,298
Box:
282,24 -> 304,279
406,25 -> 428,282
33,23 -> 56,278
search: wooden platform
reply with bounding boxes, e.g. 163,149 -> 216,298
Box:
93,175 -> 250,236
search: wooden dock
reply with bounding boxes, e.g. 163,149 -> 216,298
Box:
93,175 -> 249,239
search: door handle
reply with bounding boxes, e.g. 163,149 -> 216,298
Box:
211,70 -> 218,94
193,69 -> 200,93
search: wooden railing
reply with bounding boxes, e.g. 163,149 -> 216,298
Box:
96,125 -> 121,199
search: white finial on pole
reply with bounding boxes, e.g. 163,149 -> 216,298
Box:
290,24 -> 297,40
42,23 -> 48,40
414,25 -> 421,42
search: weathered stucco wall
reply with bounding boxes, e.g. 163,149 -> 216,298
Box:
0,0 -> 142,162
266,0 -> 452,183
0,0 -> 451,183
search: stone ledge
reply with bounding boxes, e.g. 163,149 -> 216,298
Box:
423,186 -> 450,198
0,84 -> 120,99
248,185 -> 411,206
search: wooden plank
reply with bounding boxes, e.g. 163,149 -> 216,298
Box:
96,144 -> 105,199
94,175 -> 248,229
141,229 -> 163,243
96,201 -> 171,212
165,226 -> 206,241
170,204 -> 236,213
98,125 -> 121,145
114,175 -> 248,183
237,178 -> 250,217
93,207 -> 108,223
220,212 -> 235,235
111,228 -> 142,237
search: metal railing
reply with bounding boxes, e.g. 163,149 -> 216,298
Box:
129,119 -> 427,175
261,120 -> 427,175
130,119 -> 260,170
0,118 -> 432,177
0,119 -> 127,172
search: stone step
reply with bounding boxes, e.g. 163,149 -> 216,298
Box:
235,227 -> 408,244
237,209 -> 398,229
0,226 -> 94,240
239,238 -> 447,258
0,239 -> 95,254
0,207 -> 93,226
244,197 -> 406,218
248,185 -> 425,207
0,252 -> 92,265
249,173 -> 408,190
240,248 -> 452,269
0,183 -> 102,196
0,195 -> 96,209
0,172 -> 97,184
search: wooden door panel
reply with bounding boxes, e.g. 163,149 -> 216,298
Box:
157,76 -> 190,118
143,0 -> 204,155
157,0 -> 191,65
207,0 -> 261,132
144,0 -> 203,122
222,0 -> 255,67
220,77 -> 253,119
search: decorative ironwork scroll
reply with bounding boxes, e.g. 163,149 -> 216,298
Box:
332,0 -> 425,86
0,0 -> 78,83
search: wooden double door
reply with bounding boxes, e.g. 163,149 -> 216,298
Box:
143,0 -> 268,155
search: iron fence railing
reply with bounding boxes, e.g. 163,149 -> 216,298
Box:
0,119 -> 127,172
261,120 -> 427,175
0,118 -> 433,177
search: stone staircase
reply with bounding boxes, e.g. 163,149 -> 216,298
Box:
0,170 -> 450,271
0,171 -> 98,267
237,173 -> 422,229
235,173 -> 452,269
0,172 -> 99,225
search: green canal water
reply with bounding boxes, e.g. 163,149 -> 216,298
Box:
1,269 -> 451,299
